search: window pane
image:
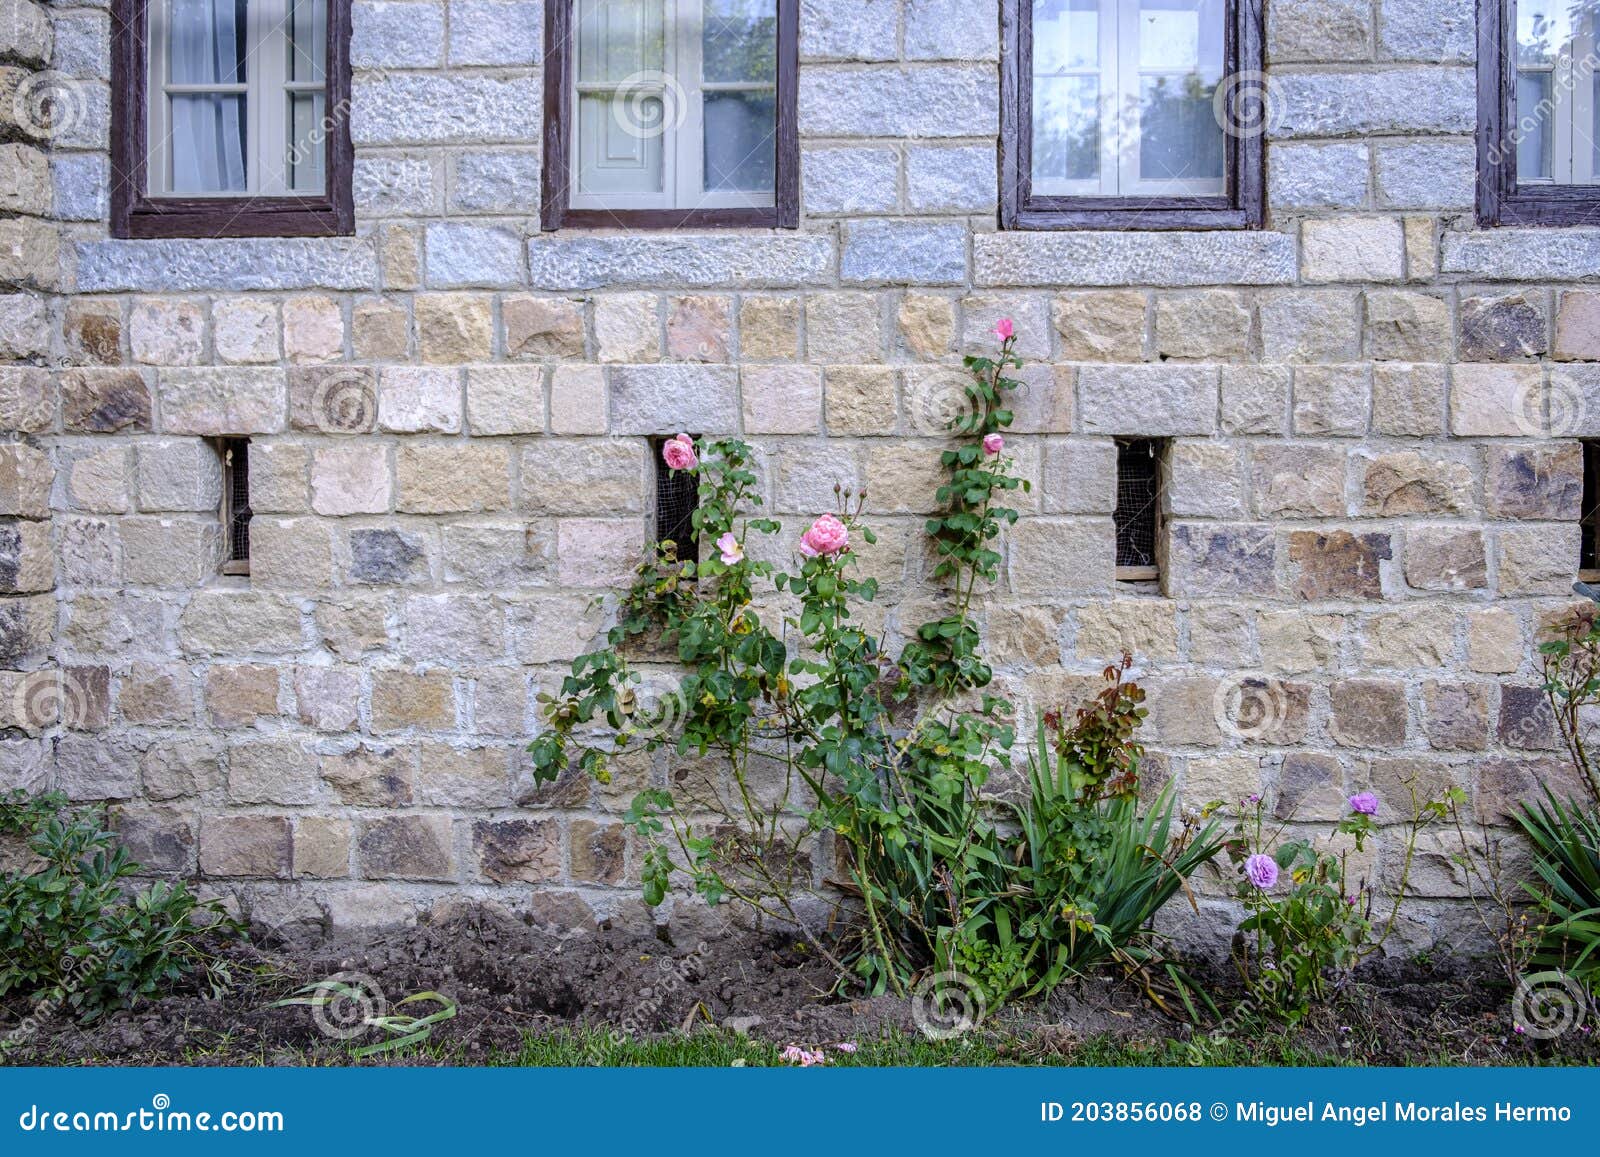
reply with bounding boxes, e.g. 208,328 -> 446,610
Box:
168,0 -> 247,84
1139,74 -> 1223,181
288,0 -> 326,84
703,0 -> 776,83
1034,0 -> 1099,72
1517,70 -> 1555,181
574,0 -> 668,198
1513,0 -> 1598,184
1134,0 -> 1223,188
169,93 -> 247,192
576,93 -> 666,194
704,90 -> 775,191
1032,75 -> 1100,184
288,92 -> 326,193
1516,0 -> 1572,68
577,0 -> 666,83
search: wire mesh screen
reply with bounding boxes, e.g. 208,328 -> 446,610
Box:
1114,439 -> 1161,570
654,439 -> 700,564
1585,441 -> 1600,572
225,439 -> 251,562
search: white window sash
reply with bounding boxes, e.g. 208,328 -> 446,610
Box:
147,0 -> 327,197
569,0 -> 776,212
1033,0 -> 1225,199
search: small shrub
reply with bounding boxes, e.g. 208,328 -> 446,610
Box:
947,661 -> 1224,1008
1514,790 -> 1600,991
1229,784 -> 1454,1023
0,790 -> 235,1024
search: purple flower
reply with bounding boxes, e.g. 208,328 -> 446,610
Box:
1348,792 -> 1379,816
1246,853 -> 1279,890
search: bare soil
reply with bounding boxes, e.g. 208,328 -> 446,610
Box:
4,903 -> 1595,1066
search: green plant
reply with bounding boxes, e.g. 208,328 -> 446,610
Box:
272,983 -> 459,1058
942,661 -> 1224,1010
1514,789 -> 1600,990
0,790 -> 235,1023
1229,783 -> 1456,1023
1538,606 -> 1600,807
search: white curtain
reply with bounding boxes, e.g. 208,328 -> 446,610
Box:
168,0 -> 247,192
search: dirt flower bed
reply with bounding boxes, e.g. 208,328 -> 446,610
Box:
3,904 -> 1594,1068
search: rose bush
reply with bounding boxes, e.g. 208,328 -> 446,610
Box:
528,327 -> 1223,1005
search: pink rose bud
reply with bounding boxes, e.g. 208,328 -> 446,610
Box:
661,434 -> 697,471
995,318 -> 1014,341
983,433 -> 1004,455
798,513 -> 850,559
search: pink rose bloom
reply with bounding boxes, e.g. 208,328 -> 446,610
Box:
983,433 -> 1004,456
661,434 -> 697,471
994,317 -> 1015,341
716,531 -> 743,566
1245,853 -> 1279,890
798,514 -> 849,559
1348,792 -> 1378,816
781,1045 -> 826,1067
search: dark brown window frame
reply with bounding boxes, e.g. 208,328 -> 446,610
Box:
1476,0 -> 1600,227
999,0 -> 1265,231
109,0 -> 355,239
540,0 -> 799,231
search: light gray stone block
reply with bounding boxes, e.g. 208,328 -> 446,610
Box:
798,65 -> 998,138
609,365 -> 740,434
75,238 -> 380,292
975,231 -> 1297,287
424,222 -> 524,288
840,219 -> 968,286
1275,68 -> 1476,138
527,234 -> 834,290
350,0 -> 444,68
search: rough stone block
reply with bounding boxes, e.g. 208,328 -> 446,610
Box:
466,365 -> 544,435
200,815 -> 292,878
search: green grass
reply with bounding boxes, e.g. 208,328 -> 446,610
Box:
499,1027 -> 1356,1068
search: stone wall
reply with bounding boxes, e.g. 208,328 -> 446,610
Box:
1,0 -> 1592,947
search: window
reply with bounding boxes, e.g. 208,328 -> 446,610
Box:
1114,438 -> 1165,583
111,0 -> 354,237
1480,0 -> 1600,225
541,0 -> 798,229
1583,441 -> 1600,578
221,438 -> 251,576
654,437 -> 700,564
1000,0 -> 1264,229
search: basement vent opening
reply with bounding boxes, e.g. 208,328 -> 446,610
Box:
653,436 -> 700,568
222,438 -> 251,576
1114,438 -> 1165,584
